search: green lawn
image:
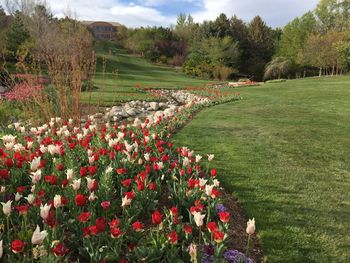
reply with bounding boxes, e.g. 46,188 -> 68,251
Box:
173,76 -> 350,262
82,41 -> 209,105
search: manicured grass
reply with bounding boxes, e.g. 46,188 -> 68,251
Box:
82,41 -> 209,105
173,76 -> 350,262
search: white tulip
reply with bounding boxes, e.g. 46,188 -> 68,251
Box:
121,196 -> 131,207
31,225 -> 48,245
30,170 -> 42,184
53,195 -> 62,208
207,154 -> 215,162
246,218 -> 256,235
195,155 -> 202,163
39,145 -> 47,153
71,179 -> 81,190
15,192 -> 22,201
66,169 -> 74,180
1,200 -> 12,216
205,185 -> 214,197
40,203 -> 51,220
25,194 -> 35,204
199,178 -> 208,187
1,134 -> 16,143
5,142 -> 14,150
193,212 -> 205,227
187,243 -> 197,262
157,162 -> 164,170
86,178 -> 95,191
144,153 -> 150,161
183,157 -> 190,166
213,179 -> 220,187
27,141 -> 33,149
88,192 -> 97,201
13,143 -> 25,152
105,166 -> 113,174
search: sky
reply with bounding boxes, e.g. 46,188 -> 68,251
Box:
45,0 -> 319,28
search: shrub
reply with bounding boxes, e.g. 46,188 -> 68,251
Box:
0,100 -> 23,127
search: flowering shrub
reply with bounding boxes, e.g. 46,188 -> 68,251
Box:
2,83 -> 42,101
0,93 -> 249,262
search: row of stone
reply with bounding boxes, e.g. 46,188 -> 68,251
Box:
86,90 -> 210,124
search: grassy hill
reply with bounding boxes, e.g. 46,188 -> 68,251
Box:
82,41 -> 209,105
173,76 -> 350,262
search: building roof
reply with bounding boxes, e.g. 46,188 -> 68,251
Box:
81,21 -> 123,27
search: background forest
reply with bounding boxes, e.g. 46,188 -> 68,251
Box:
1,0 -> 350,81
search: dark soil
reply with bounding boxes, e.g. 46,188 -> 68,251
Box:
222,191 -> 264,263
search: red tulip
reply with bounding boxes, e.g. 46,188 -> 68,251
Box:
109,218 -> 121,228
80,167 -> 88,177
77,212 -> 91,222
95,217 -> 107,232
170,207 -> 178,216
207,222 -> 218,233
0,169 -> 9,180
75,194 -> 86,206
168,231 -> 178,244
121,179 -> 132,187
52,242 -> 69,257
11,239 -> 26,253
57,163 -> 64,171
5,158 -> 14,168
213,230 -> 225,243
88,166 -> 97,175
184,224 -> 192,235
132,221 -> 144,232
152,210 -> 163,225
110,227 -> 123,238
218,211 -> 230,223
101,201 -> 110,210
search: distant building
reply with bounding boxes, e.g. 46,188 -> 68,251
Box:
82,21 -> 122,40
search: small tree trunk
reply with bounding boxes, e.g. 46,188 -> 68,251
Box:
303,70 -> 306,78
331,65 -> 335,76
319,67 -> 322,77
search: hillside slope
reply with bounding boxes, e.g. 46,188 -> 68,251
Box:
82,41 -> 208,105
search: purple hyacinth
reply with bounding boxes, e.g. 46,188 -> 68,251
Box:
202,244 -> 215,263
223,250 -> 254,263
215,203 -> 227,213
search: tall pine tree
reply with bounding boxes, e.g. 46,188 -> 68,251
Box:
5,11 -> 31,58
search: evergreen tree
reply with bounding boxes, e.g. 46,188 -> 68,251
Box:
5,11 -> 31,58
244,16 -> 275,80
213,13 -> 230,38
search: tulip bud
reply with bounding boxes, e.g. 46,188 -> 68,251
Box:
246,218 -> 256,235
1,200 -> 12,216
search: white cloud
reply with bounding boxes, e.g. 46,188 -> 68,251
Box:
45,0 -> 319,28
47,0 -> 176,27
192,0 -> 319,27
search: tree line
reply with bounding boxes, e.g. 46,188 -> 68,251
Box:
120,0 -> 350,81
1,0 -> 350,81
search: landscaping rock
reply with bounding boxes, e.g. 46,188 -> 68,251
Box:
149,102 -> 159,111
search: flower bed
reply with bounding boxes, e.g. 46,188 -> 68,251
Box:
0,93 -> 253,262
